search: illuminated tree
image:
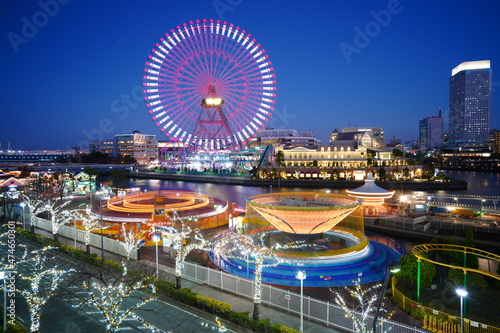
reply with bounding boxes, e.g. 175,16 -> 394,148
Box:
67,205 -> 104,254
17,246 -> 75,333
333,279 -> 395,333
121,224 -> 144,261
21,194 -> 46,233
160,214 -> 209,289
213,231 -> 303,320
76,264 -> 160,333
41,200 -> 71,242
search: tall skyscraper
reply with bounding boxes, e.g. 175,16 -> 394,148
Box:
419,109 -> 444,150
449,60 -> 492,144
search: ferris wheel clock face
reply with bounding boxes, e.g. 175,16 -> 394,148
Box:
143,19 -> 277,150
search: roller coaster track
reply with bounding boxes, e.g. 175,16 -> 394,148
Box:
412,243 -> 500,280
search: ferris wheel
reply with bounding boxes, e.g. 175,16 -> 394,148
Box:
143,19 -> 277,151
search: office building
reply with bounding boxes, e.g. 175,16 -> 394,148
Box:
419,110 -> 444,150
90,131 -> 158,164
449,60 -> 492,144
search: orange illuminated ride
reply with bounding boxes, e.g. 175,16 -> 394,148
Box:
246,192 -> 362,234
107,190 -> 210,213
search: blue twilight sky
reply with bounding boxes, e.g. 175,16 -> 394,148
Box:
1,0 -> 500,150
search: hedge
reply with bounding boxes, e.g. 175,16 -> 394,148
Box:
196,294 -> 232,314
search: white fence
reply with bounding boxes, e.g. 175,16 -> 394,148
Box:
181,261 -> 427,333
31,217 -> 426,332
31,217 -> 137,259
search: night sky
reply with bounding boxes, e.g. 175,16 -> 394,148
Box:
1,0 -> 500,150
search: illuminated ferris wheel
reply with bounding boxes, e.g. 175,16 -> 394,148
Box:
143,19 -> 277,150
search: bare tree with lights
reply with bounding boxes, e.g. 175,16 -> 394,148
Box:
159,211 -> 210,289
332,279 -> 395,333
212,231 -> 304,320
74,204 -> 106,254
17,246 -> 75,332
121,224 -> 144,261
21,194 -> 47,233
41,199 -> 71,242
76,264 -> 161,333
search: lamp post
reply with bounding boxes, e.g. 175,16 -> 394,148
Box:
20,202 -> 26,229
456,288 -> 468,333
152,233 -> 160,279
99,191 -> 109,259
296,270 -> 306,332
373,262 -> 401,333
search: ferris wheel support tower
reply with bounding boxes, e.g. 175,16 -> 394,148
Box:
191,84 -> 235,150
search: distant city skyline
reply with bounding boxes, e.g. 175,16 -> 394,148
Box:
1,0 -> 500,150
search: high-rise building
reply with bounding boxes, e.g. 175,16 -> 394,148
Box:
419,110 -> 444,150
449,60 -> 492,144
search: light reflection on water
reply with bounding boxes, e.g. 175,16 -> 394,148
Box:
444,170 -> 500,197
126,173 -> 499,268
126,171 -> 500,207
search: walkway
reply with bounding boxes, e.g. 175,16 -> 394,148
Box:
32,226 -> 347,332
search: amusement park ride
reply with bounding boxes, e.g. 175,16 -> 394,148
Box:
143,19 -> 277,152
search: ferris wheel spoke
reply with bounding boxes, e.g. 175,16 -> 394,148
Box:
144,20 -> 276,147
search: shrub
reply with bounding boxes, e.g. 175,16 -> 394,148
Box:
196,294 -> 232,314
273,324 -> 301,333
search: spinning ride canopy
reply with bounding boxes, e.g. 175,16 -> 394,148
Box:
246,192 -> 363,234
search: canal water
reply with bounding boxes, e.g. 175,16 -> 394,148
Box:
125,171 -> 500,208
125,171 -> 499,272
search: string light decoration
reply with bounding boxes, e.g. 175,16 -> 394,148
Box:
76,264 -> 161,333
155,210 -> 209,289
212,230 -> 305,320
79,205 -> 105,253
64,205 -> 108,254
39,199 -> 72,242
333,279 -> 395,333
200,316 -> 227,332
17,246 -> 75,333
21,194 -> 48,233
0,230 -> 28,271
121,224 -> 144,261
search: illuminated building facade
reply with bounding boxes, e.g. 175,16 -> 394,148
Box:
91,131 -> 158,164
257,128 -> 321,149
449,60 -> 492,144
115,131 -> 158,164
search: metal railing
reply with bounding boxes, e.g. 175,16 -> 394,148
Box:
182,261 -> 428,333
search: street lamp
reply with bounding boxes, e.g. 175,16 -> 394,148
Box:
373,262 -> 401,333
20,202 -> 26,229
152,233 -> 161,279
456,288 -> 468,333
296,270 -> 307,333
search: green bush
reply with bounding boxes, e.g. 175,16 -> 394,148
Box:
409,307 -> 425,320
273,324 -> 301,333
196,294 -> 232,313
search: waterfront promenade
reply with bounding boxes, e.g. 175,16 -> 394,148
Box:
130,170 -> 469,191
